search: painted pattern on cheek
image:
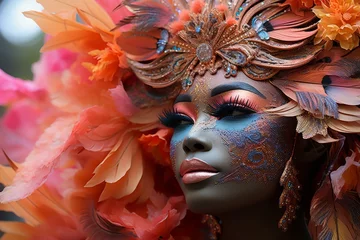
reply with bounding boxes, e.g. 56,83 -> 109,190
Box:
215,115 -> 295,184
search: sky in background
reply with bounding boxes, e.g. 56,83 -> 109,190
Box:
0,0 -> 43,45
0,0 -> 43,79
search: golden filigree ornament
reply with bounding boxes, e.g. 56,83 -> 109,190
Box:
116,0 -> 323,90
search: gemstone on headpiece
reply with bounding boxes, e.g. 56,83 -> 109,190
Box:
182,78 -> 193,89
196,43 -> 213,63
220,50 -> 246,66
156,29 -> 169,54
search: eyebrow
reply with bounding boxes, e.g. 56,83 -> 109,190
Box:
210,82 -> 266,99
174,94 -> 192,104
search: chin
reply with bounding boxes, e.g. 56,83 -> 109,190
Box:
182,180 -> 279,215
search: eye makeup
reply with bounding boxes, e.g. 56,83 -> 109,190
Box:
159,109 -> 194,128
206,96 -> 257,119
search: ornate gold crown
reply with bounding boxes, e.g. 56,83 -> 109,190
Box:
116,0 -> 323,90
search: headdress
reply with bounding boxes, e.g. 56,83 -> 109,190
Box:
0,0 -> 359,239
117,0 -> 322,89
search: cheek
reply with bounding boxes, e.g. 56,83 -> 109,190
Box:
215,115 -> 296,184
169,125 -> 192,171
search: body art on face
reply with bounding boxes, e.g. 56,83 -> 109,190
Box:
216,115 -> 296,184
189,115 -> 217,134
191,77 -> 210,109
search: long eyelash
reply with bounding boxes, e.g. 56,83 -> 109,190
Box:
159,109 -> 193,128
207,96 -> 257,117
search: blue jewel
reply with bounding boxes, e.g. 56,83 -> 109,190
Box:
226,66 -> 231,73
258,30 -> 269,40
182,78 -> 193,89
239,7 -> 243,11
288,182 -> 293,188
231,70 -> 237,75
195,25 -> 201,33
156,29 -> 169,54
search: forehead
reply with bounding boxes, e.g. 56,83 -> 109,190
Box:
183,70 -> 281,100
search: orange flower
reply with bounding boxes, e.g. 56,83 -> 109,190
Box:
313,0 -> 360,50
83,37 -> 129,82
24,0 -> 128,82
282,0 -> 314,16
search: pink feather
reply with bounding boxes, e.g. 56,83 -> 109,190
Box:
0,116 -> 78,203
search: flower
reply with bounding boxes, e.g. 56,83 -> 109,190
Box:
313,0 -> 360,50
24,0 -> 128,83
282,0 -> 314,16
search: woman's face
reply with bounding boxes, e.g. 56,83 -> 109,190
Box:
161,70 -> 297,214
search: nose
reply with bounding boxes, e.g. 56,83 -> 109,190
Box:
182,135 -> 212,153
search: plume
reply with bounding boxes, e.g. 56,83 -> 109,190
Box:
309,180 -> 360,240
114,0 -> 173,31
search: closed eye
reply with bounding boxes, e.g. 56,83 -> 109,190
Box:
159,109 -> 194,128
207,96 -> 256,119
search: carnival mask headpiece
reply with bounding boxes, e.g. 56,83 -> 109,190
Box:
116,0 -> 322,89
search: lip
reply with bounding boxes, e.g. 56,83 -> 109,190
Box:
180,158 -> 218,184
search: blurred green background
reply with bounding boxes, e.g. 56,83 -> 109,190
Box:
0,0 -> 44,233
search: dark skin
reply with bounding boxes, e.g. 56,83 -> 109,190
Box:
166,70 -> 317,240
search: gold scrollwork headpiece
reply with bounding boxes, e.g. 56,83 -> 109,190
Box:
116,0 -> 323,90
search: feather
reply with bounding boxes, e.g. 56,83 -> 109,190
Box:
265,100 -> 304,117
271,80 -> 327,106
98,153 -> 154,202
23,11 -> 90,36
269,11 -> 316,29
337,105 -> 360,122
295,91 -> 338,119
115,0 -> 173,31
71,106 -> 128,152
330,151 -> 360,199
0,116 -> 77,203
0,164 -> 70,227
0,222 -> 35,237
109,84 -> 139,117
41,30 -> 105,53
86,132 -> 138,187
269,27 -> 317,41
323,76 -> 360,105
296,114 -> 328,139
36,0 -> 115,30
327,120 -> 360,134
116,30 -> 160,61
78,201 -> 138,239
277,48 -> 360,85
310,179 -> 360,240
253,45 -> 323,69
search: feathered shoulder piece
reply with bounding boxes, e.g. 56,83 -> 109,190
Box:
116,0 -> 323,89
